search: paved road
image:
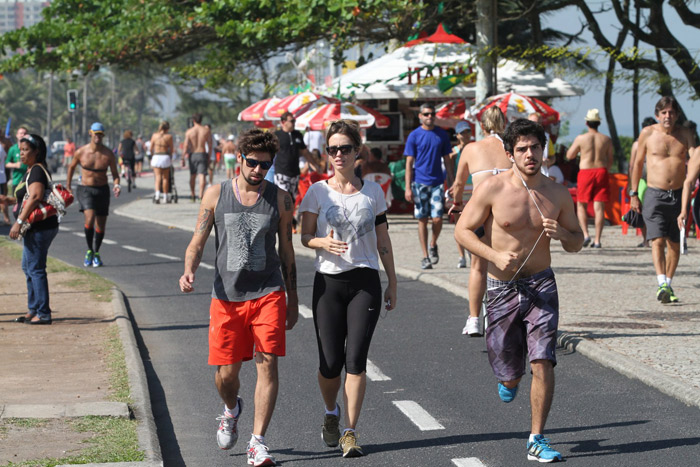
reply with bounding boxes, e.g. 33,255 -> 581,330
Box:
7,179 -> 690,466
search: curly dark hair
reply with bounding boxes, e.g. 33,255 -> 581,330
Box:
502,119 -> 546,155
238,129 -> 279,158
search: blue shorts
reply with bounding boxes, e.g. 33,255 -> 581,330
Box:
412,182 -> 444,219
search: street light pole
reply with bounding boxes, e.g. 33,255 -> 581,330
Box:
475,0 -> 496,141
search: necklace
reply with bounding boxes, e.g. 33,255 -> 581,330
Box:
332,177 -> 360,195
234,176 -> 263,204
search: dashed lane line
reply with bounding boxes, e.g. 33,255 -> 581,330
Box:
452,459 -> 487,467
299,304 -> 313,319
102,239 -> 117,245
122,245 -> 148,253
71,232 -> 85,238
151,253 -> 181,261
392,400 -> 445,431
199,262 -> 214,270
366,360 -> 391,381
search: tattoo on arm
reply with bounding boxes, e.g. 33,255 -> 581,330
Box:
379,246 -> 389,256
185,249 -> 202,270
196,208 -> 212,234
284,193 -> 292,212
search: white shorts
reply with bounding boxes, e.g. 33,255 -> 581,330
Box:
151,155 -> 171,169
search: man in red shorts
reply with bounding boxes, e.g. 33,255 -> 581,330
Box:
179,129 -> 298,467
566,109 -> 613,248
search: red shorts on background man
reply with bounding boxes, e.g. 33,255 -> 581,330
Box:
577,167 -> 610,203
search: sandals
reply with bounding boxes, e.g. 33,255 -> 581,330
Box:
13,314 -> 34,323
28,317 -> 52,325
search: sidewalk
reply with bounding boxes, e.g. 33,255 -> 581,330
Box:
118,167 -> 700,408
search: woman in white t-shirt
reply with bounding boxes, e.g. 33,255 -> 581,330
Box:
300,119 -> 397,458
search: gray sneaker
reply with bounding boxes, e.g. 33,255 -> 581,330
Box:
322,406 -> 341,447
457,256 -> 467,268
421,257 -> 433,269
216,397 -> 243,450
429,245 -> 439,264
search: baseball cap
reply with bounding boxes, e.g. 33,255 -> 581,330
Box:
90,122 -> 105,133
585,109 -> 601,122
455,120 -> 472,135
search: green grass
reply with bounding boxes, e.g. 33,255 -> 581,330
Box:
0,237 -> 114,301
2,417 -> 144,466
104,324 -> 132,404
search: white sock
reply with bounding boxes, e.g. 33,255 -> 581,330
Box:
529,433 -> 540,443
657,274 -> 667,286
155,190 -> 161,198
225,400 -> 240,418
667,277 -> 673,287
250,434 -> 265,445
325,403 -> 339,416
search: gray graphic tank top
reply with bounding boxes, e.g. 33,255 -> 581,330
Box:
211,180 -> 285,302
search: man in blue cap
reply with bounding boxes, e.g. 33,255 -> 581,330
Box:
67,122 -> 121,267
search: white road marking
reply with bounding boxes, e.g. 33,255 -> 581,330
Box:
102,239 -> 117,245
452,459 -> 487,467
122,245 -> 148,252
199,262 -> 214,270
72,232 -> 85,238
152,253 -> 181,261
299,304 -> 313,319
366,359 -> 391,381
59,226 -> 73,231
392,400 -> 445,431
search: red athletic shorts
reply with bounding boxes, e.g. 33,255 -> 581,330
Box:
208,291 -> 287,365
576,168 -> 610,203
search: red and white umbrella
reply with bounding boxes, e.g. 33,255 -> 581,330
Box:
294,102 -> 381,131
472,91 -> 559,126
436,99 -> 468,120
264,92 -> 336,120
238,97 -> 281,122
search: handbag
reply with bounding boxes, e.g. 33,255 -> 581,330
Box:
21,164 -> 74,224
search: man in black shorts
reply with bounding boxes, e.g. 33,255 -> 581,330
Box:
183,113 -> 213,201
67,122 -> 121,267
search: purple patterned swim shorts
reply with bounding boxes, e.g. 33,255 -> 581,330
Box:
485,268 -> 558,382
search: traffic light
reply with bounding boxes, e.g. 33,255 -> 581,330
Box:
67,89 -> 78,112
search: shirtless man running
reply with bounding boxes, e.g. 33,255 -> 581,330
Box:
456,118 -> 583,463
66,122 -> 121,267
565,109 -> 613,248
449,106 -> 510,337
222,135 -> 237,180
183,113 -> 213,202
631,96 -> 695,303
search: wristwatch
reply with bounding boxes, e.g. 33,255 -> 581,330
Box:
629,189 -> 638,197
16,218 -> 24,225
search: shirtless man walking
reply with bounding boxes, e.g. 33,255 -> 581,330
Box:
66,122 -> 121,267
565,109 -> 613,248
183,113 -> 213,202
631,96 -> 695,303
456,118 -> 583,463
449,106 -> 510,337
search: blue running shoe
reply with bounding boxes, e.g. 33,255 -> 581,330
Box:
84,250 -> 94,267
527,435 -> 562,463
498,382 -> 518,403
92,252 -> 103,267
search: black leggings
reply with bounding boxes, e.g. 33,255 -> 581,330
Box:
312,268 -> 382,378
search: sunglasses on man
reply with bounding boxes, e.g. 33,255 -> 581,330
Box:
421,111 -> 436,117
241,153 -> 273,170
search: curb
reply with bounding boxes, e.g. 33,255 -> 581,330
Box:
111,288 -> 164,466
557,332 -> 700,409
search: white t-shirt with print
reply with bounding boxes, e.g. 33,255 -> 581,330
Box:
299,180 -> 387,275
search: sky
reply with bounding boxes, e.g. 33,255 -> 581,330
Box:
543,3 -> 700,142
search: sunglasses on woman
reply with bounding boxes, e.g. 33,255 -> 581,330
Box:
241,153 -> 273,170
327,145 -> 355,155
